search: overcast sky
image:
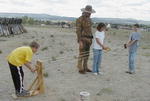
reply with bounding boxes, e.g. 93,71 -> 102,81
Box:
0,0 -> 150,21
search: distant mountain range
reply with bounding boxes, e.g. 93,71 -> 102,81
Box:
0,13 -> 150,25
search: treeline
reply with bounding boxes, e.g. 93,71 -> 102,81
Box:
22,16 -> 150,30
110,23 -> 150,29
93,22 -> 150,29
22,16 -> 52,25
22,16 -> 73,26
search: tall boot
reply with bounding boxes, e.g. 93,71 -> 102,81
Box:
77,49 -> 86,74
83,54 -> 92,72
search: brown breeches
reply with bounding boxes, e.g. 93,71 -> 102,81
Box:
77,38 -> 92,71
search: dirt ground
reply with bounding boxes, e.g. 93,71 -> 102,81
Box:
0,25 -> 150,101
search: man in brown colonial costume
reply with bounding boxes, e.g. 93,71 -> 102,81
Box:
76,5 -> 96,74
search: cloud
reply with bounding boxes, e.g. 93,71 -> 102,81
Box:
0,0 -> 150,21
88,0 -> 150,20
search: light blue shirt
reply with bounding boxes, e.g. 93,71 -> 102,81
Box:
129,32 -> 141,52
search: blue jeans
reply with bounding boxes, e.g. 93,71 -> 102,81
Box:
93,49 -> 102,73
129,51 -> 137,72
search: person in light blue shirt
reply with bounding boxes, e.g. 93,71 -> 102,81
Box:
124,24 -> 141,74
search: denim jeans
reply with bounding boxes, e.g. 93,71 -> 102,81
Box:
129,51 -> 137,72
93,49 -> 102,73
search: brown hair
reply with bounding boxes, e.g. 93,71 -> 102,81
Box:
97,23 -> 106,31
134,24 -> 140,28
29,41 -> 40,49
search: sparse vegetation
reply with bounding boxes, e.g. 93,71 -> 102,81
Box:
0,39 -> 7,41
97,88 -> 113,96
113,32 -> 116,36
51,56 -> 56,61
41,47 -> 48,51
0,24 -> 150,101
22,42 -> 29,45
43,72 -> 49,78
35,39 -> 39,41
31,36 -> 35,38
108,40 -> 111,43
60,98 -> 66,101
142,53 -> 150,57
59,42 -> 65,46
41,36 -> 45,39
70,49 -> 73,51
0,50 -> 2,54
73,55 -> 78,59
59,51 -> 64,54
142,46 -> 150,49
50,35 -> 54,38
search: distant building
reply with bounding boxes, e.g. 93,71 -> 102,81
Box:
118,25 -> 132,30
41,24 -> 46,26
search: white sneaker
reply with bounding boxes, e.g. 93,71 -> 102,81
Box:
93,73 -> 98,75
98,72 -> 103,75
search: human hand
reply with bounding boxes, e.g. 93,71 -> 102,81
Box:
103,46 -> 111,51
30,68 -> 37,73
124,44 -> 127,49
79,41 -> 83,49
102,46 -> 107,50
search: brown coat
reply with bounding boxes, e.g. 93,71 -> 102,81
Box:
76,16 -> 93,42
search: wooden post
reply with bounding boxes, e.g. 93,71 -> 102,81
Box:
28,60 -> 45,96
36,60 -> 45,93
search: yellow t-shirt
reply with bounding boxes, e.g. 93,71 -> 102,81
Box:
7,46 -> 33,67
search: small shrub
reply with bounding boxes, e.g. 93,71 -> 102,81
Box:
41,36 -> 45,39
59,42 -> 65,46
0,50 -> 2,54
70,49 -> 73,51
31,36 -> 35,38
113,32 -> 116,36
60,98 -> 66,101
73,56 -> 78,59
43,72 -> 49,78
142,46 -> 150,49
52,56 -> 56,61
35,39 -> 39,41
0,39 -> 7,41
50,35 -> 54,37
41,47 -> 48,51
59,51 -> 64,54
142,53 -> 150,57
97,88 -> 113,96
108,40 -> 111,43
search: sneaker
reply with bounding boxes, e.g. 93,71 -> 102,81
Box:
22,89 -> 30,95
125,71 -> 135,74
98,72 -> 103,75
93,73 -> 98,75
16,90 -> 30,97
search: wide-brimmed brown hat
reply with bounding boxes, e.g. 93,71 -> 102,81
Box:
81,5 -> 96,13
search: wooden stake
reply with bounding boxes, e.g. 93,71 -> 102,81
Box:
28,60 -> 45,96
